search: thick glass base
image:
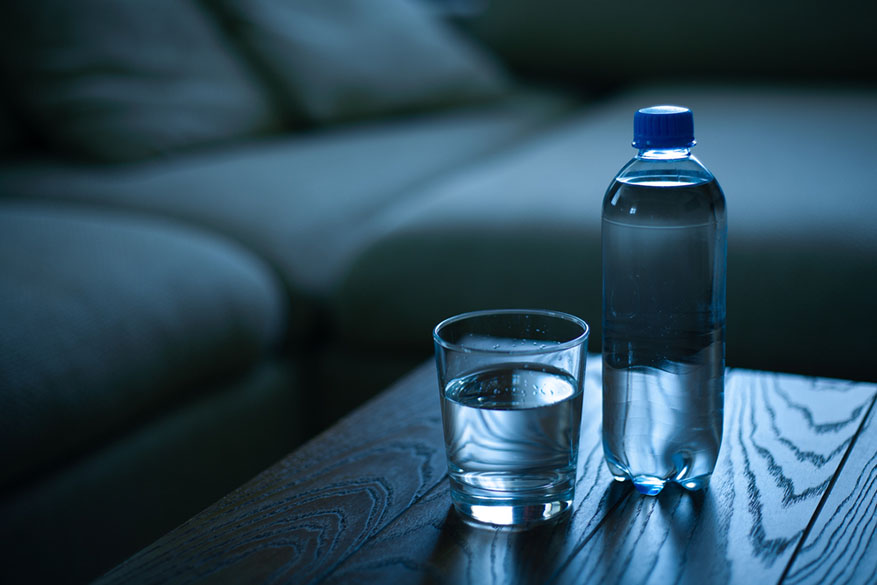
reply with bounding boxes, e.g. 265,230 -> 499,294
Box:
447,471 -> 576,527
451,493 -> 573,527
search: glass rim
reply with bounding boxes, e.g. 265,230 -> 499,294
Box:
433,309 -> 589,355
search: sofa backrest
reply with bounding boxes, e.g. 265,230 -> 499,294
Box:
460,0 -> 877,84
0,0 -> 509,165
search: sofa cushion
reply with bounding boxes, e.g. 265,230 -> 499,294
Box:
0,0 -> 279,162
333,84 -> 877,381
0,202 -> 287,488
0,90 -> 574,339
203,0 -> 508,123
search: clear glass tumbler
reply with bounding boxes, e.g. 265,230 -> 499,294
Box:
434,309 -> 589,527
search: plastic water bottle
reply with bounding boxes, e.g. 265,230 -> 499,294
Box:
601,105 -> 727,495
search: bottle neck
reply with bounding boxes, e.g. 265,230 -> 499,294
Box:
636,147 -> 691,160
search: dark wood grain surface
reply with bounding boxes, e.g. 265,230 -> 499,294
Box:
97,363 -> 448,584
551,373 -> 876,585
782,383 -> 877,585
97,360 -> 877,585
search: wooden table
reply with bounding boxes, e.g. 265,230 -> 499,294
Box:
97,358 -> 877,584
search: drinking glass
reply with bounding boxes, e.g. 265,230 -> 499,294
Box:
434,309 -> 589,527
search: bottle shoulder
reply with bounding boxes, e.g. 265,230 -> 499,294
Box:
613,154 -> 716,186
602,157 -> 726,227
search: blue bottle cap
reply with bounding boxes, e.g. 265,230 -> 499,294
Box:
633,105 -> 695,149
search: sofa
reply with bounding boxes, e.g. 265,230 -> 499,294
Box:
1,1 -> 875,583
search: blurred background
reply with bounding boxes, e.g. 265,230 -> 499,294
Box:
1,1 -> 875,583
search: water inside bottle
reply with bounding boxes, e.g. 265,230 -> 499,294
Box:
602,176 -> 726,495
